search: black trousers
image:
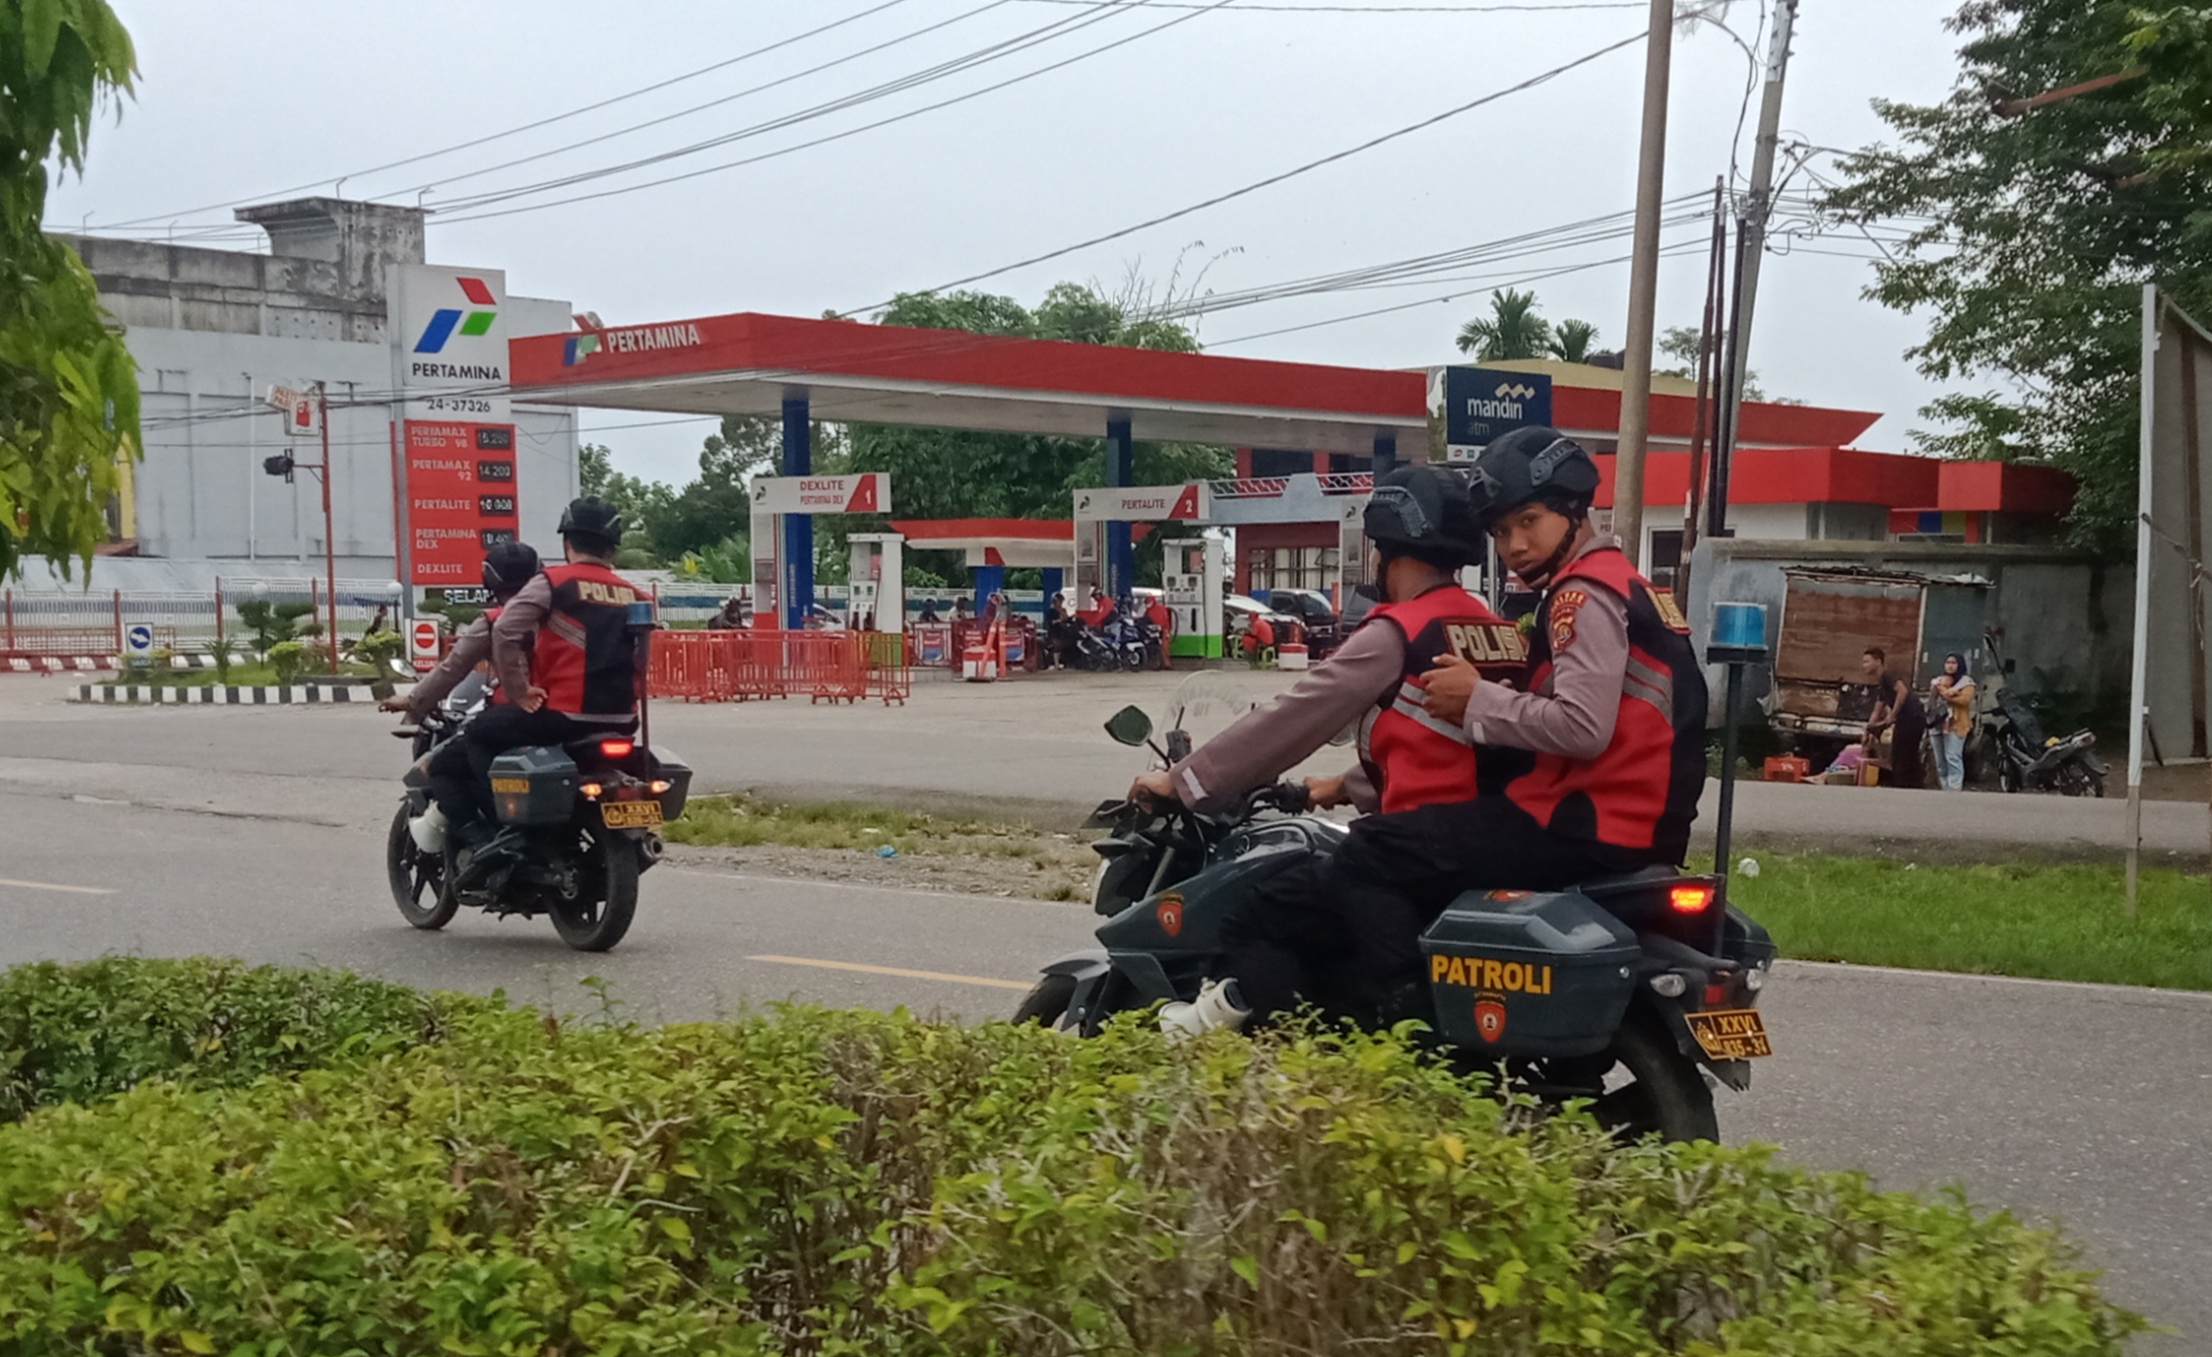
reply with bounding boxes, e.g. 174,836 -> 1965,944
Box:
454,705 -> 633,825
1219,797 -> 1668,1025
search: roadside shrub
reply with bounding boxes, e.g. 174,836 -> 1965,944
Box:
354,627 -> 405,672
0,964 -> 2141,1356
0,956 -> 486,1122
265,639 -> 307,680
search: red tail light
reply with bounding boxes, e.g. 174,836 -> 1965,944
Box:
599,738 -> 634,759
1668,883 -> 1715,914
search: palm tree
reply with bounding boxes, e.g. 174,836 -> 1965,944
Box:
1455,289 -> 1553,361
1548,318 -> 1601,363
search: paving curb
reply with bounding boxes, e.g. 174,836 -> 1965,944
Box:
68,683 -> 393,705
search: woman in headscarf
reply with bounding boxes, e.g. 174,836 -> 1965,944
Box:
1929,652 -> 1976,791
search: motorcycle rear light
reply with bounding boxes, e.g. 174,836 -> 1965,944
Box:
649,779 -> 672,793
599,738 -> 634,758
1703,982 -> 1732,1007
1668,884 -> 1715,913
579,782 -> 603,799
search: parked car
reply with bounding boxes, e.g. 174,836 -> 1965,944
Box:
1258,588 -> 1344,657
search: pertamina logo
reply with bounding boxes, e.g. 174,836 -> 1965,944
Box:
1156,893 -> 1184,937
413,276 -> 498,355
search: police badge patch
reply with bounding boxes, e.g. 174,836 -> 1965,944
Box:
1549,588 -> 1588,652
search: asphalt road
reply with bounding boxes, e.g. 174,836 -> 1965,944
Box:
1,678 -> 2207,1349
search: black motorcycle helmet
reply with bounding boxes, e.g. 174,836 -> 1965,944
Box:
480,541 -> 542,600
1466,426 -> 1601,585
1363,463 -> 1484,570
557,496 -> 625,555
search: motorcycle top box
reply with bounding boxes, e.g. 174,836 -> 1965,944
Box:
1419,890 -> 1640,1058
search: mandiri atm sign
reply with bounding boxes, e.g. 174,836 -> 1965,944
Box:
1428,366 -> 1554,464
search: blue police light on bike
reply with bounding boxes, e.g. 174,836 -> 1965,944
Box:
1712,601 -> 1767,651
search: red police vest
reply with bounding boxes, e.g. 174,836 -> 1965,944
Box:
534,562 -> 641,719
1505,546 -> 1706,858
1356,585 -> 1528,815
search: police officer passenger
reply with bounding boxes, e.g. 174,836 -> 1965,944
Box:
1418,426 -> 1708,877
383,540 -> 542,845
1129,464 -> 1521,1033
459,498 -> 646,844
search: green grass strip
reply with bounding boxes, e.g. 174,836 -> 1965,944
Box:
1728,853 -> 2212,991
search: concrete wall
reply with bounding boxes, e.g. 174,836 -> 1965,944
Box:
1683,537 -> 2131,724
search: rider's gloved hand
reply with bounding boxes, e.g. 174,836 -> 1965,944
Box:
1129,770 -> 1175,808
1302,774 -> 1350,810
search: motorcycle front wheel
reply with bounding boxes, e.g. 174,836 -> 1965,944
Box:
1012,974 -> 1078,1028
550,827 -> 640,952
386,804 -> 458,930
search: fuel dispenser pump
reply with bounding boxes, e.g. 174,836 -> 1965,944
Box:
1162,534 -> 1227,660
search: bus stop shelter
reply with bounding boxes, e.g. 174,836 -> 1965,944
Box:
510,310 -> 1424,622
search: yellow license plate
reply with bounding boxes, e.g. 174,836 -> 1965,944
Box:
600,799 -> 664,830
1684,1008 -> 1773,1060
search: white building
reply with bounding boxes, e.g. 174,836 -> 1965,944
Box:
59,198 -> 578,578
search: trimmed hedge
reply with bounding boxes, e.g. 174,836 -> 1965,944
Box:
0,959 -> 2142,1355
0,956 -> 485,1122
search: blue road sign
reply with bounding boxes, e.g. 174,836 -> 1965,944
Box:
123,623 -> 154,656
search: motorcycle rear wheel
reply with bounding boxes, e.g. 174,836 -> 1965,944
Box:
550,829 -> 639,952
2059,764 -> 2107,798
386,804 -> 458,930
1576,1016 -> 1718,1143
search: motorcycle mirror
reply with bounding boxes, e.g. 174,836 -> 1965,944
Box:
1104,705 -> 1155,747
1327,720 -> 1357,748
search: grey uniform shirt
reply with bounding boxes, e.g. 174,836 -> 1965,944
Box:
402,615 -> 491,718
1460,536 -> 1630,759
1167,621 -> 1403,815
491,574 -> 554,701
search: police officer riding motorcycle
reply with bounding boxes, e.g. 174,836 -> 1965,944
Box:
1415,426 -> 1708,877
385,498 -> 686,952
1128,464 -> 1527,1033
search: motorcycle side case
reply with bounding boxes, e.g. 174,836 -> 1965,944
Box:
1719,904 -> 1776,969
488,745 -> 579,826
648,746 -> 694,820
1420,890 -> 1639,1058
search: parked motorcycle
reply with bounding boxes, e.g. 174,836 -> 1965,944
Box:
1072,607 -> 1155,672
1975,633 -> 2108,797
1015,705 -> 1778,1142
385,678 -> 692,951
1986,689 -> 2107,796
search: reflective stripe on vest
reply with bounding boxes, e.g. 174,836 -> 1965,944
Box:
1355,584 -> 1522,815
1505,546 -> 1707,856
534,562 -> 641,718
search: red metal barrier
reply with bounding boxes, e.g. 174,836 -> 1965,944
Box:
647,630 -> 907,705
0,625 -> 175,660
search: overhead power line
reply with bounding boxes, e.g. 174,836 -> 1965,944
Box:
1016,0 -> 1640,8
83,0 -> 928,233
433,0 -> 1243,224
849,26 -> 1645,312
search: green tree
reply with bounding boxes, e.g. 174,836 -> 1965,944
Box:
1455,289 -> 1554,361
842,284 -> 1229,585
1824,0 -> 2212,550
1547,318 -> 1602,363
0,0 -> 140,578
1657,324 -> 1766,401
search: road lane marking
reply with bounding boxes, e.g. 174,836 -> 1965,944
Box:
748,954 -> 1031,991
0,877 -> 115,896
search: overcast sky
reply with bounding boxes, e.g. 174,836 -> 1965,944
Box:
50,0 -> 1971,487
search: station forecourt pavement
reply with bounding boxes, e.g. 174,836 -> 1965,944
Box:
0,670 -> 2206,1351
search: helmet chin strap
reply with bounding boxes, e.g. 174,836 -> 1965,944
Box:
1517,514 -> 1587,590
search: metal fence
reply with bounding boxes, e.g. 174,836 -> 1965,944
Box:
2,579 -> 404,658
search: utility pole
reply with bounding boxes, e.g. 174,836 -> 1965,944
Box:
1612,0 -> 1676,568
1711,0 -> 1800,533
315,381 -> 339,675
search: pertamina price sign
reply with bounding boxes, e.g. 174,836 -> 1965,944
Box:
390,265 -> 518,585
